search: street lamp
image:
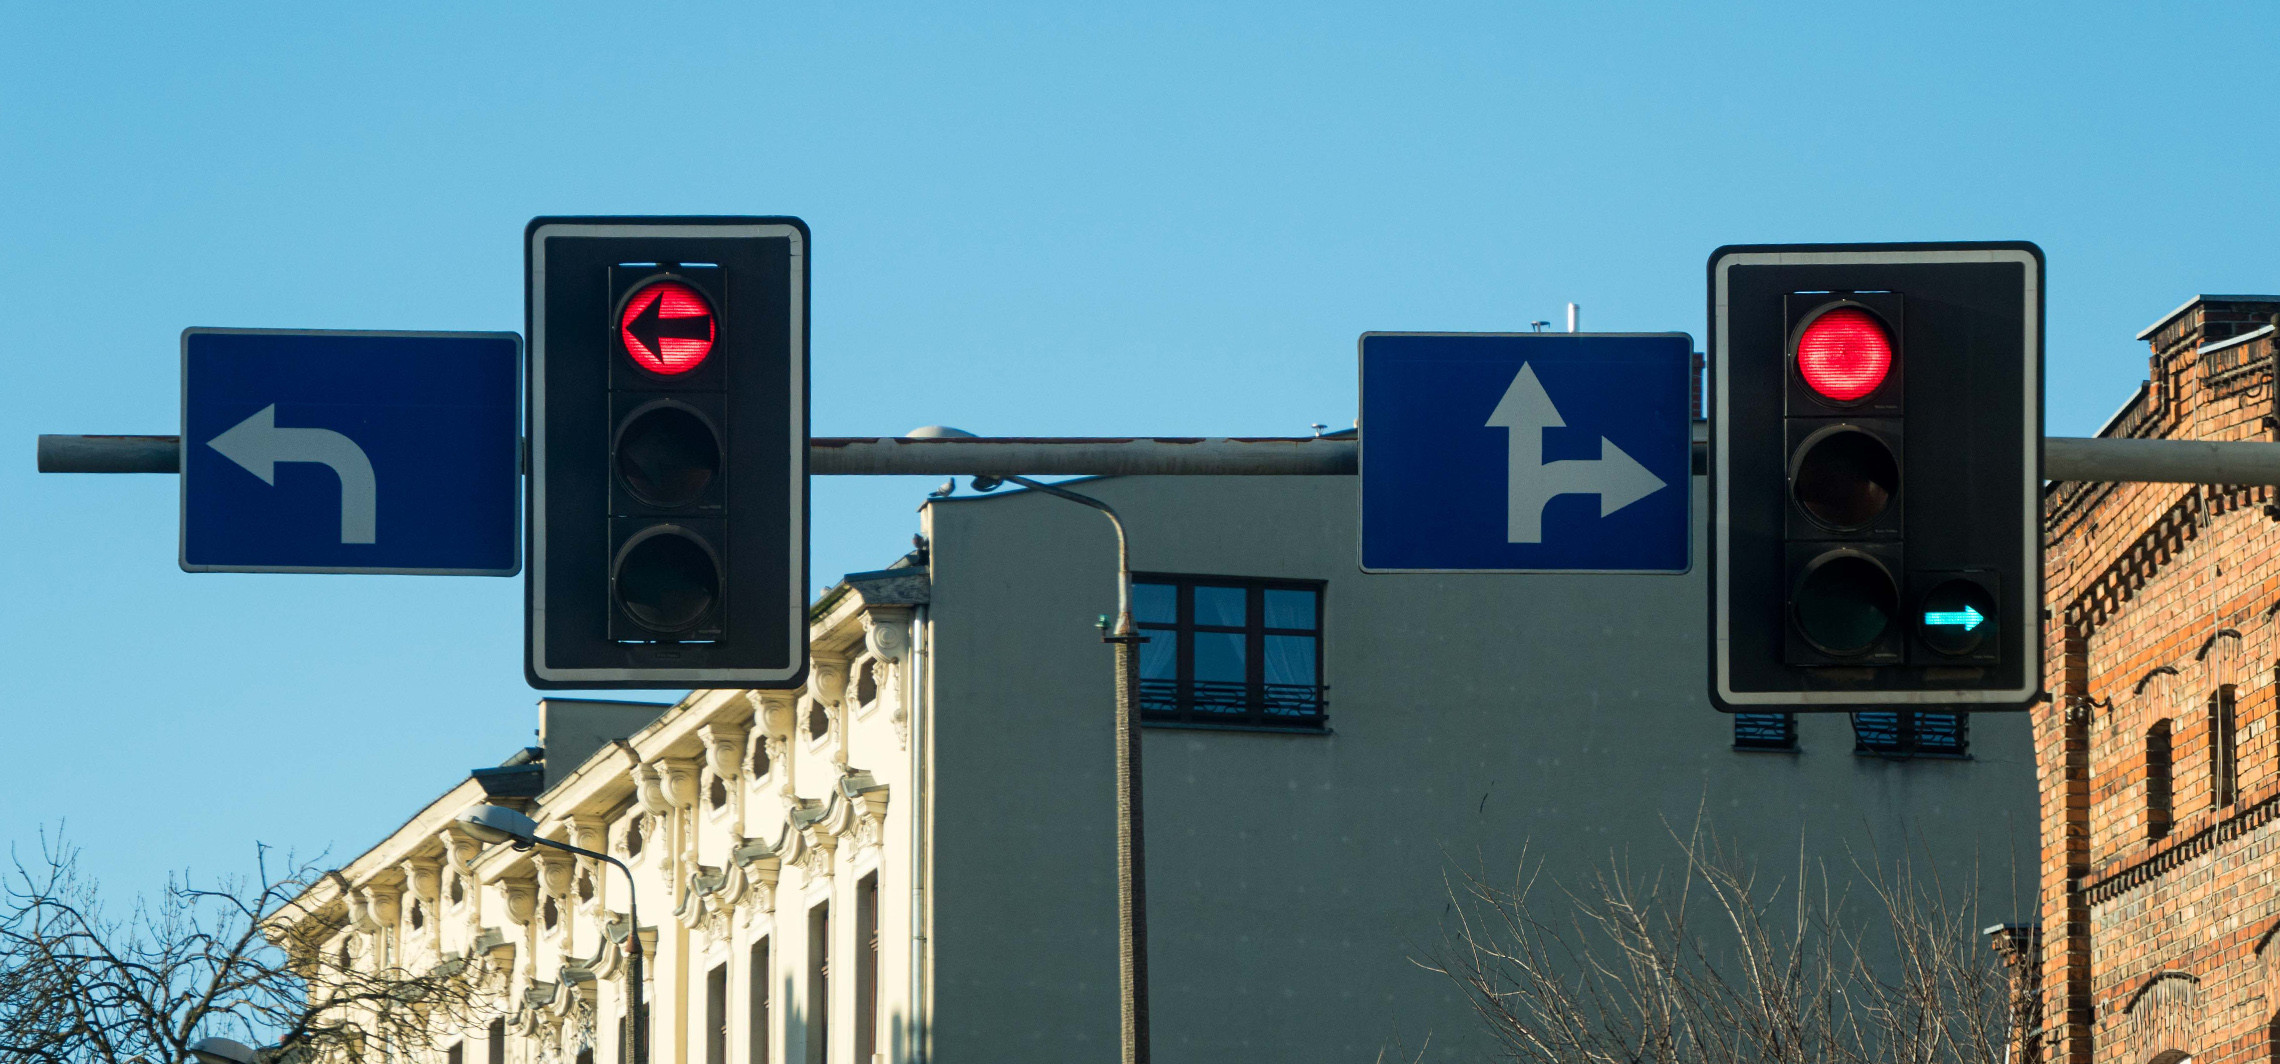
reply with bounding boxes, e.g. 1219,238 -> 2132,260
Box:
455,804 -> 646,1064
188,1037 -> 258,1064
961,465 -> 1151,1064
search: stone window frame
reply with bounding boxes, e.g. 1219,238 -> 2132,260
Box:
849,657 -> 883,721
805,696 -> 834,751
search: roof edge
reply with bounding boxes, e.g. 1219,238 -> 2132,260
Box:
2137,295 -> 2280,342
2200,324 -> 2277,357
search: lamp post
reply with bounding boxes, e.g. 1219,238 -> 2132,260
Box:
187,1037 -> 259,1064
456,805 -> 645,1064
969,470 -> 1151,1064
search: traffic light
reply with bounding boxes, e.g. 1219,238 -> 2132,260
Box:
1707,242 -> 2041,711
525,217 -> 809,689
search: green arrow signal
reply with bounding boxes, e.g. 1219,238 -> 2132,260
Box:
1923,605 -> 1984,631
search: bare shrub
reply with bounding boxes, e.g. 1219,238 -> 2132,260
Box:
1422,823 -> 2014,1064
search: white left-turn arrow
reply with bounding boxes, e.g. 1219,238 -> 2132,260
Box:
207,405 -> 378,545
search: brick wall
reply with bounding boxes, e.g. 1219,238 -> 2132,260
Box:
2040,296 -> 2280,1064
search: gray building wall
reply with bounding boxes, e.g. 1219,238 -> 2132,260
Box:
921,473 -> 2038,1061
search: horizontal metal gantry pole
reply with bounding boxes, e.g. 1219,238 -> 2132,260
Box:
38,433 -> 2280,485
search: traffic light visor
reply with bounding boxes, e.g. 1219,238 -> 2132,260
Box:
1795,307 -> 1892,403
619,280 -> 717,375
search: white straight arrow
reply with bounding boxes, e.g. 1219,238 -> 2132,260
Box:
1485,363 -> 1667,544
206,405 -> 378,545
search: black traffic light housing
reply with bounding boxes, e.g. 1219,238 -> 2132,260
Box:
526,217 -> 809,690
1709,242 -> 2042,711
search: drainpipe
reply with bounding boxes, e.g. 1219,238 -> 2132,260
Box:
907,601 -> 930,1063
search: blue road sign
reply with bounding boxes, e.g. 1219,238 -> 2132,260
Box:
1360,332 -> 1693,573
181,329 -> 521,575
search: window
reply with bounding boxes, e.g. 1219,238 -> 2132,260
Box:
857,662 -> 878,706
1131,575 -> 1327,730
707,962 -> 729,1064
448,1044 -> 463,1064
749,937 -> 771,1064
807,903 -> 830,1064
488,1018 -> 506,1064
2148,719 -> 2174,840
1732,713 -> 1797,751
618,1006 -> 648,1064
1851,711 -> 1968,758
2212,685 -> 2239,807
856,874 -> 879,1064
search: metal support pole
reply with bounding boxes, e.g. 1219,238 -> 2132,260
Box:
989,474 -> 1148,1064
44,432 -> 2280,486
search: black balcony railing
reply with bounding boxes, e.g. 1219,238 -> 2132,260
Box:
1139,679 -> 1328,730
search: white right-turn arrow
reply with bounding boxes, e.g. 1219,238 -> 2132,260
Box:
207,404 -> 378,545
1485,363 -> 1668,544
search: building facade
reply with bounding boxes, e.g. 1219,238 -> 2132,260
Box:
2039,296 -> 2280,1064
282,460 -> 2039,1062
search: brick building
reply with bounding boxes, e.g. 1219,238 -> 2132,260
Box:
2039,295 -> 2280,1064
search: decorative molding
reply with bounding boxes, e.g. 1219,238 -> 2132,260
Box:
862,606 -> 913,663
439,824 -> 484,877
568,815 -> 607,856
838,771 -> 891,854
700,721 -> 750,783
2085,785 -> 2280,904
789,799 -> 837,883
632,761 -> 671,817
660,757 -> 701,809
531,848 -> 573,900
2194,627 -> 2242,661
809,654 -> 850,709
400,856 -> 442,907
499,874 -> 538,926
861,605 -> 915,747
361,885 -> 401,933
732,835 -> 783,923
747,690 -> 798,740
674,864 -> 730,938
345,887 -> 380,934
2135,666 -> 2180,697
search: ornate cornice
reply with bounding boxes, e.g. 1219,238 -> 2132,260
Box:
700,721 -> 749,783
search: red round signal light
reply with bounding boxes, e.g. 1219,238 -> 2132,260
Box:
619,280 -> 716,375
1794,306 -> 1891,404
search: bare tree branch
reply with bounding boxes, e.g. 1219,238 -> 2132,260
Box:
0,828 -> 487,1064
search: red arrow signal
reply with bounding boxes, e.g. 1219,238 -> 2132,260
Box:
619,280 -> 715,375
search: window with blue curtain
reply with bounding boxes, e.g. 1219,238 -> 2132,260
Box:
1131,574 -> 1327,731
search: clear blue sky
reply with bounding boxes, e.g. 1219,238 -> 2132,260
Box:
4,2 -> 2275,898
